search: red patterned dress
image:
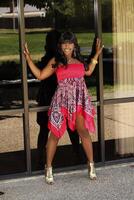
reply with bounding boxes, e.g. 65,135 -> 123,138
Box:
48,63 -> 96,138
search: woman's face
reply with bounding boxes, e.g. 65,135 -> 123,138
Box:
61,42 -> 75,57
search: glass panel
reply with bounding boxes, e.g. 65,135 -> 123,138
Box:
0,0 -> 23,110
102,0 -> 134,99
104,103 -> 134,161
27,1 -> 100,170
26,0 -> 97,108
0,113 -> 26,175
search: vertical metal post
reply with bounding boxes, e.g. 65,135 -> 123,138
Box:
17,0 -> 31,173
94,0 -> 105,163
12,0 -> 16,30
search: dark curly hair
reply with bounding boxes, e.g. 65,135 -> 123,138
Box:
52,31 -> 87,70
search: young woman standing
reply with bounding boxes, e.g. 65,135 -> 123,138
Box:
24,31 -> 103,184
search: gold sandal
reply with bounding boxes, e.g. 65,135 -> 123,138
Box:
45,166 -> 54,184
88,162 -> 97,180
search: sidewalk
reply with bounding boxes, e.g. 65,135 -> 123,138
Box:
0,162 -> 134,200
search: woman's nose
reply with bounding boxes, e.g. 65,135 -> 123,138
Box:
64,43 -> 70,48
64,44 -> 68,48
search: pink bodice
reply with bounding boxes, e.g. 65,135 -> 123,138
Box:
56,63 -> 85,81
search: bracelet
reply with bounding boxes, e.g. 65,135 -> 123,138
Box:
91,58 -> 98,65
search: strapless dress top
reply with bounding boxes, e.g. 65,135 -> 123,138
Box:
56,63 -> 85,81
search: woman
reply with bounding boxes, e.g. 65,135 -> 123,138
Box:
24,31 -> 103,184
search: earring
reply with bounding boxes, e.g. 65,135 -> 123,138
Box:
73,48 -> 76,57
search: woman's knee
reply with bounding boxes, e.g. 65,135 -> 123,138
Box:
76,115 -> 89,138
50,132 -> 59,141
76,126 -> 89,139
46,133 -> 59,147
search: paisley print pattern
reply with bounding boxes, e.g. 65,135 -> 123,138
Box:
48,77 -> 96,138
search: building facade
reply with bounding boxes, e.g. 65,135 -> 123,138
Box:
0,0 -> 134,179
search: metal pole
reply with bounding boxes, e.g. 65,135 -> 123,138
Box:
12,0 -> 15,31
51,1 -> 55,28
94,0 -> 105,163
17,0 -> 31,173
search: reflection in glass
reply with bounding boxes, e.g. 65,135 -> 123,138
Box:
0,81 -> 23,110
24,1 -> 97,107
104,103 -> 134,160
103,0 -> 134,99
26,1 -> 99,170
0,113 -> 26,175
0,0 -> 23,110
112,0 -> 134,98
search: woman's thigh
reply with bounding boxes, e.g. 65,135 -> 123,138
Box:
75,115 -> 89,138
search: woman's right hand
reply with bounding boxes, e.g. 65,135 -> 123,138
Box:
24,43 -> 31,62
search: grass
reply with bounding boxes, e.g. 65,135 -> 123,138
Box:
0,31 -> 113,57
0,29 -> 134,58
0,33 -> 19,55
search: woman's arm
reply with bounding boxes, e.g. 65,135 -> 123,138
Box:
24,43 -> 55,80
85,38 -> 104,76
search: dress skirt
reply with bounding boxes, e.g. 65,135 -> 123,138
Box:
48,77 -> 96,138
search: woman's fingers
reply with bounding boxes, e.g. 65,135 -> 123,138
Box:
96,38 -> 102,48
23,42 -> 31,62
24,42 -> 29,54
96,38 -> 100,47
96,38 -> 104,54
23,42 -> 31,61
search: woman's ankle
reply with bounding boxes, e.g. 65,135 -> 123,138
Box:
45,164 -> 52,168
45,165 -> 54,184
87,160 -> 94,165
87,161 -> 97,180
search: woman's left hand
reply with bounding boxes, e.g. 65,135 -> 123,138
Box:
24,43 -> 32,62
95,38 -> 104,57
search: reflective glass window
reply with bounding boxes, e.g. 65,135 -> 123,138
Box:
104,103 -> 134,160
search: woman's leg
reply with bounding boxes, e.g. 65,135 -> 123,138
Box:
46,132 -> 59,167
45,132 -> 59,184
75,115 -> 96,179
75,115 -> 93,162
